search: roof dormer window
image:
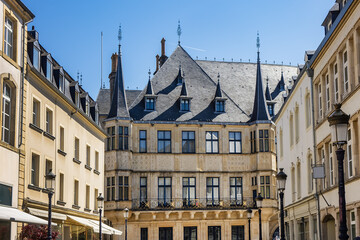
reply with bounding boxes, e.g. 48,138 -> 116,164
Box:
33,45 -> 40,70
59,74 -> 64,93
74,91 -> 79,107
46,59 -> 52,81
215,100 -> 225,113
180,99 -> 190,111
327,21 -> 332,31
145,97 -> 155,111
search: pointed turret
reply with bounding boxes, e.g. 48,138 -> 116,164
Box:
265,77 -> 272,101
146,69 -> 154,95
176,65 -> 183,85
107,26 -> 130,119
249,33 -> 270,122
180,77 -> 187,96
215,73 -> 223,98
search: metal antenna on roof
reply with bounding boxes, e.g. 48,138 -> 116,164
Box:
102,81 -> 106,89
177,20 -> 182,45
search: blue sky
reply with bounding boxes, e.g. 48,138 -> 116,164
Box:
22,0 -> 333,99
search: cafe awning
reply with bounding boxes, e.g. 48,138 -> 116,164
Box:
0,205 -> 49,225
28,207 -> 67,221
67,215 -> 121,235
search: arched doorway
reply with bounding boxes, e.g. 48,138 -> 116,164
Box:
323,214 -> 336,240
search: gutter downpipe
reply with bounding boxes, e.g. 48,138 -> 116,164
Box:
19,19 -> 33,148
306,62 -> 322,240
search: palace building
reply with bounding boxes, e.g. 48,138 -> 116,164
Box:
97,32 -> 298,239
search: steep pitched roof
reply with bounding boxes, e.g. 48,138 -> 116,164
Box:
265,78 -> 272,101
249,49 -> 270,122
97,89 -> 141,116
271,71 -> 286,100
107,44 -> 130,119
215,74 -> 223,98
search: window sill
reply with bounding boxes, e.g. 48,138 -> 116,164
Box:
93,210 -> 99,214
42,188 -> 53,194
84,208 -> 91,212
29,123 -> 43,134
85,165 -> 92,171
72,204 -> 81,210
57,149 -> 67,156
43,131 -> 55,140
28,184 -> 42,192
0,50 -> 20,70
94,169 -> 100,175
57,200 -> 66,206
73,158 -> 81,164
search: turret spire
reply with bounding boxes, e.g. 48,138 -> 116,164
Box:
177,20 -> 182,45
256,31 -> 260,62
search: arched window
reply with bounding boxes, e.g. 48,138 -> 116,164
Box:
289,113 -> 294,146
295,106 -> 299,143
297,161 -> 301,199
305,93 -> 311,128
1,81 -> 15,146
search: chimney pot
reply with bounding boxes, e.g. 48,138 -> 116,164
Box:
156,55 -> 160,72
161,38 -> 166,56
111,53 -> 118,72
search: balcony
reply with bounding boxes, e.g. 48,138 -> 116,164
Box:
131,198 -> 251,211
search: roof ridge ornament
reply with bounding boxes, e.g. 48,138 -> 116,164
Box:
148,68 -> 151,81
256,31 -> 260,62
118,24 -> 122,54
177,20 -> 182,45
217,72 -> 220,83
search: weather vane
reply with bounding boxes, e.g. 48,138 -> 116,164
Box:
256,31 -> 260,51
177,20 -> 182,45
118,24 -> 122,45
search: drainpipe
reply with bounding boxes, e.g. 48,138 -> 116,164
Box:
306,62 -> 322,240
19,19 -> 33,148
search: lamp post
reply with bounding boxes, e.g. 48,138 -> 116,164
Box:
247,207 -> 252,240
256,193 -> 264,240
124,207 -> 129,240
276,168 -> 287,240
97,193 -> 104,240
328,103 -> 350,240
45,169 -> 56,240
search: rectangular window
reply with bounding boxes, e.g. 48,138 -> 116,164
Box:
95,151 -> 99,171
182,131 -> 195,153
159,227 -> 173,240
343,51 -> 349,93
86,145 -> 90,166
305,95 -> 311,127
45,109 -> 53,134
118,176 -> 129,201
0,184 -> 12,206
251,176 -> 257,186
4,16 -> 14,59
45,160 -> 52,189
347,128 -> 353,178
215,100 -> 225,112
231,226 -> 244,240
59,74 -> 64,93
259,130 -> 269,152
158,177 -> 172,206
106,127 -> 115,151
326,75 -> 330,111
251,131 -> 256,153
31,153 -> 40,186
184,226 -> 197,240
229,132 -> 242,153
74,180 -> 79,206
106,177 -> 115,201
74,137 -> 80,160
118,126 -> 129,150
329,145 -> 334,186
206,131 -> 219,153
350,210 -> 356,240
2,83 -> 11,144
59,173 -> 64,202
33,47 -> 40,70
141,228 -> 148,240
85,185 -> 90,209
208,226 -> 221,240
206,177 -> 220,206
230,177 -> 243,206
334,63 -> 339,102
140,177 -> 147,205
158,130 -> 171,153
32,99 -> 40,127
260,176 -> 270,199
182,177 -> 196,207
94,188 -> 98,210
145,97 -> 155,110
46,60 -> 52,81
180,99 -> 190,111
318,84 -> 322,118
321,148 -> 326,189
59,126 -> 64,151
139,130 -> 147,153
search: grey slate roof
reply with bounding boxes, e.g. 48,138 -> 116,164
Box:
97,89 -> 141,116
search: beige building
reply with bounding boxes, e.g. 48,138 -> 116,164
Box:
23,27 -> 107,239
97,35 -> 298,239
0,0 -> 34,239
276,0 -> 360,239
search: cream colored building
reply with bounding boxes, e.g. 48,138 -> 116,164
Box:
97,36 -> 298,239
0,0 -> 33,239
277,0 -> 360,239
23,27 -> 107,239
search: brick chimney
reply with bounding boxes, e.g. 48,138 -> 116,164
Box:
159,38 -> 168,67
109,53 -> 118,100
155,54 -> 160,74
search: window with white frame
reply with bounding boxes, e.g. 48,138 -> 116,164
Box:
318,84 -> 322,119
46,59 -> 52,81
343,51 -> 349,93
59,173 -> 64,202
32,99 -> 40,127
347,128 -> 353,178
305,93 -> 311,128
2,83 -> 12,144
350,210 -> 356,240
59,126 -> 65,152
326,75 -> 330,111
31,153 -> 40,187
74,137 -> 79,161
206,131 -> 219,153
33,46 -> 40,70
45,108 -> 53,135
229,131 -> 242,153
297,162 -> 301,199
334,63 -> 339,102
95,151 -> 99,171
329,144 -> 334,186
4,16 -> 14,59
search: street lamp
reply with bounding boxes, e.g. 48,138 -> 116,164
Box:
276,168 -> 287,240
256,193 -> 264,240
328,103 -> 350,240
97,193 -> 104,240
45,169 -> 56,240
247,207 -> 252,240
124,207 -> 129,240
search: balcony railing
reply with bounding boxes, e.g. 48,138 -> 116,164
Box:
131,198 -> 254,210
